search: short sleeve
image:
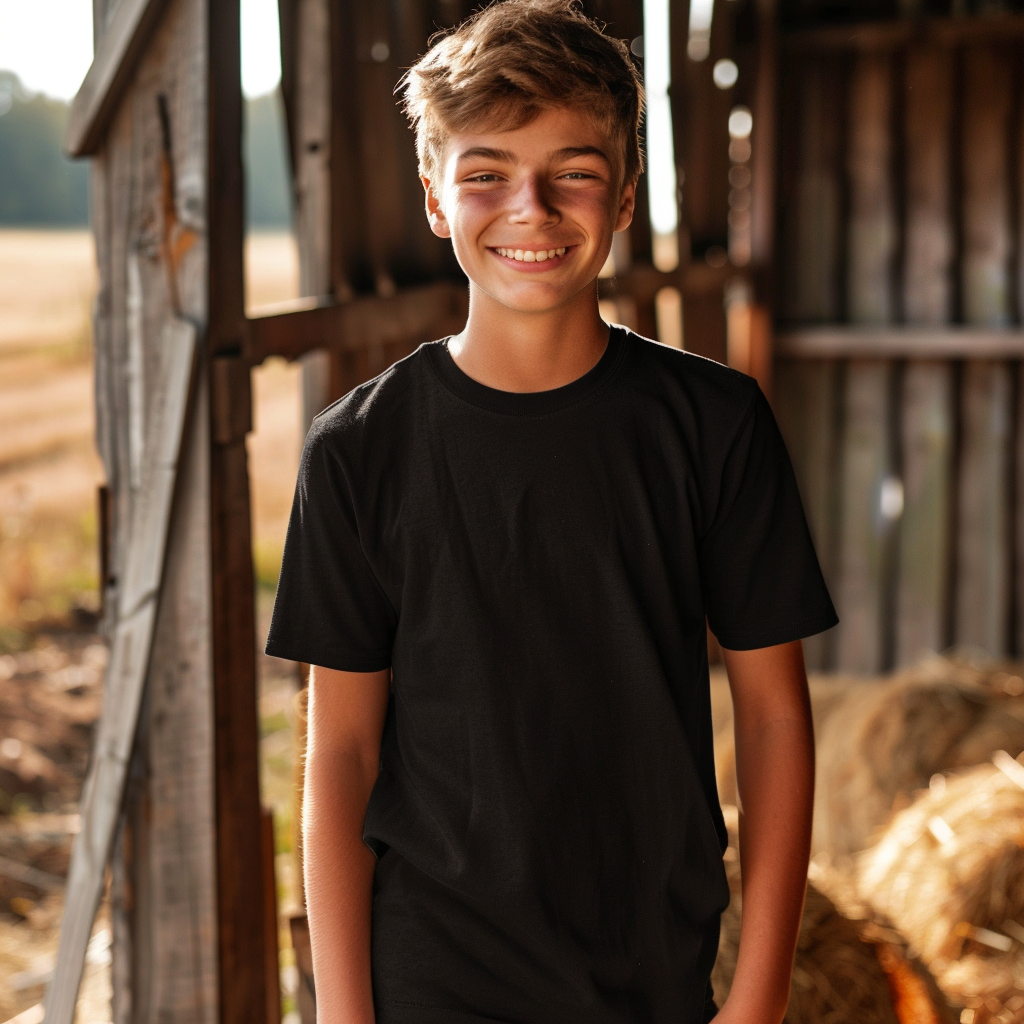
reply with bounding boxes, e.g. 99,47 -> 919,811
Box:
264,424 -> 397,672
698,388 -> 838,650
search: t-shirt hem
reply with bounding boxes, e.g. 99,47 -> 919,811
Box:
712,611 -> 839,651
263,640 -> 391,673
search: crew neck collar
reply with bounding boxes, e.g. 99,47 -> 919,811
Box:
425,324 -> 628,417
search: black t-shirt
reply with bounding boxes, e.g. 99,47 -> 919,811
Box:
266,324 -> 837,1024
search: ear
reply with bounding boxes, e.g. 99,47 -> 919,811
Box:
421,175 -> 451,239
613,179 -> 637,233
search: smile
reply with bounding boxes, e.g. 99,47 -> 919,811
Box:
492,246 -> 568,263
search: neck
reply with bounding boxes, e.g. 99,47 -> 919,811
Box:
448,284 -> 610,392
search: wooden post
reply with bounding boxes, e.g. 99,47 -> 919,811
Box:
956,44 -> 1013,658
262,808 -> 282,1024
835,51 -> 897,674
288,0 -> 336,431
894,46 -> 954,667
207,1 -> 269,1021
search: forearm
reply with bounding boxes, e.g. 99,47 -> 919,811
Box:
304,743 -> 380,1024
717,641 -> 814,1024
728,708 -> 814,1022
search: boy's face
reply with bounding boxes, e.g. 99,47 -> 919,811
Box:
422,106 -> 636,316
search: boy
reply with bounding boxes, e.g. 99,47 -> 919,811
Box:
265,2 -> 838,1022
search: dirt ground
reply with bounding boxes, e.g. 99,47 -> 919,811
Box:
0,229 -> 305,1021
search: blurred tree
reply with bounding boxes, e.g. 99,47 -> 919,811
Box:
0,71 -> 292,229
0,71 -> 89,225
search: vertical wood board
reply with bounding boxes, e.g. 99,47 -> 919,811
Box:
957,44 -> 1013,657
895,45 -> 954,666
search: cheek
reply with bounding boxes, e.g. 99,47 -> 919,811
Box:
448,191 -> 507,235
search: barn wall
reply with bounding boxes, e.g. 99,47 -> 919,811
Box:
774,19 -> 1024,672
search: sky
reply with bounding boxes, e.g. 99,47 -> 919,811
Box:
0,0 -> 283,101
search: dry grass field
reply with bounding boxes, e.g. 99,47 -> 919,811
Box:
0,229 -> 303,641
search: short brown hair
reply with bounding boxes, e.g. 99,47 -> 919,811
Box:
398,0 -> 645,186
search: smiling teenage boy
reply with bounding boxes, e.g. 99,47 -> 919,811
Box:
265,2 -> 838,1023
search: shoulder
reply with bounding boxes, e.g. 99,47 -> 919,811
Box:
304,340 -> 439,454
618,327 -> 761,441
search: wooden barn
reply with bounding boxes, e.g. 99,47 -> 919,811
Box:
48,0 -> 1024,1020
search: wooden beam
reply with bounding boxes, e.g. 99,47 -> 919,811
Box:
776,328 -> 1024,359
65,0 -> 172,157
247,283 -> 469,364
782,13 -> 1024,54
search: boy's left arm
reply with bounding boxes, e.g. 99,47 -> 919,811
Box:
717,639 -> 815,1024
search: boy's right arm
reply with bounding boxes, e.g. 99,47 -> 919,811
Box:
304,663 -> 391,1024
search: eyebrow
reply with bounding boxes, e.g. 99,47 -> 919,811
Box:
455,145 -> 611,165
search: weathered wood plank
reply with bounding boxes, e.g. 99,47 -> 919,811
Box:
773,360 -> 842,671
834,361 -> 894,673
290,0 -> 336,431
835,51 -> 897,673
66,0 -> 173,156
895,363 -> 953,664
248,283 -> 469,364
774,54 -> 846,670
45,318 -> 199,1024
105,4 -> 220,1015
893,45 -> 954,667
782,12 -> 1024,54
956,44 -> 1013,658
956,363 -> 1012,656
749,0 -> 779,273
776,327 -> 1024,358
781,58 -> 843,324
846,53 -> 895,326
263,808 -> 282,1024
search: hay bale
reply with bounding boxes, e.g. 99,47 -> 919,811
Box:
814,657 -> 1024,858
857,756 -> 1024,1021
712,807 -> 902,1024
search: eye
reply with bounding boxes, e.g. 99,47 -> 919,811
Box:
560,171 -> 598,181
465,173 -> 502,183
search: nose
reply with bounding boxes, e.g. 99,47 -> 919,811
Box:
508,174 -> 559,227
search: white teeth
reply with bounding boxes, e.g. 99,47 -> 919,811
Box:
495,246 -> 568,261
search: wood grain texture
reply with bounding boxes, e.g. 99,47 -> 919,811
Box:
781,58 -> 844,324
66,0 -> 173,156
834,52 -> 897,673
956,45 -> 1013,657
207,0 -> 269,1020
248,283 -> 470,363
895,362 -> 953,664
291,0 -> 335,432
773,360 -> 842,671
846,52 -> 895,325
835,360 -> 894,673
263,809 -> 282,1024
776,327 -> 1024,358
54,0 -> 223,1014
955,363 -> 1012,656
894,45 -> 954,667
45,316 -> 201,1024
